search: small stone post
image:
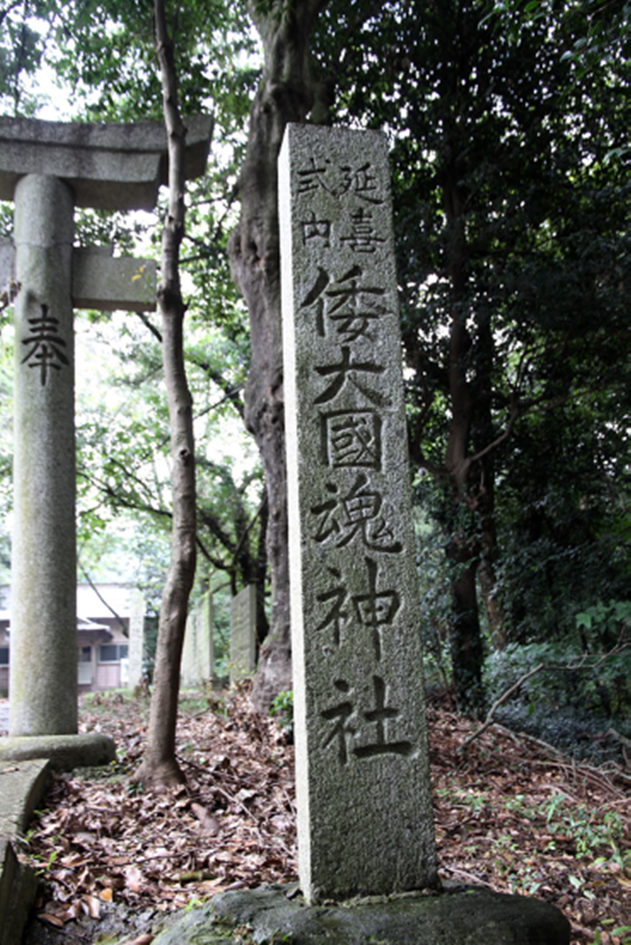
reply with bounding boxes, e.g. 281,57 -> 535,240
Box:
229,585 -> 257,685
182,592 -> 214,688
279,124 -> 437,903
127,590 -> 146,691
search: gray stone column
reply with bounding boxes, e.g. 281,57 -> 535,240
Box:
10,174 -> 77,736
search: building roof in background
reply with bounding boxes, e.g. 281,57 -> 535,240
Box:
0,583 -> 138,623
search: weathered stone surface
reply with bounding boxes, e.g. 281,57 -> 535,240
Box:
0,733 -> 115,771
151,884 -> 571,945
182,592 -> 214,688
10,174 -> 77,737
0,758 -> 51,836
0,759 -> 51,945
279,124 -> 436,902
229,585 -> 257,684
0,114 -> 212,210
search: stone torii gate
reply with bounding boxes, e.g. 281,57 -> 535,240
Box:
0,115 -> 211,741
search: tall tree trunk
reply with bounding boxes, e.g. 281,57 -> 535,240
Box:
443,197 -> 485,715
228,0 -> 327,713
134,0 -> 196,787
446,538 -> 484,713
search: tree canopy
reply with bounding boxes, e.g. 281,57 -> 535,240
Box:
0,0 -> 628,717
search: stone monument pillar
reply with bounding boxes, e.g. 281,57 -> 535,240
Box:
0,115 -> 211,738
279,124 -> 437,903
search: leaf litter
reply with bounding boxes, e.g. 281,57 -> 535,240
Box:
19,685 -> 630,945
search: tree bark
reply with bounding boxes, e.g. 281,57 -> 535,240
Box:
228,0 -> 328,712
442,189 -> 485,715
134,0 -> 196,787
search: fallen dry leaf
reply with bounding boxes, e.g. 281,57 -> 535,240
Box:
18,685 -> 630,945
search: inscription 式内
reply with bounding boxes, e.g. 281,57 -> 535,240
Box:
297,158 -> 385,205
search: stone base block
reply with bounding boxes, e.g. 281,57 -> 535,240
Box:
0,732 -> 115,771
152,883 -> 570,945
0,838 -> 38,945
0,760 -> 51,945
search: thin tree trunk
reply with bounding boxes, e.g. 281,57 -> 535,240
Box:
134,0 -> 196,787
228,0 -> 328,713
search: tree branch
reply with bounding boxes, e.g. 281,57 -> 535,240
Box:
459,643 -> 631,753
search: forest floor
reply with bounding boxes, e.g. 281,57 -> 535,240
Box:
15,685 -> 631,945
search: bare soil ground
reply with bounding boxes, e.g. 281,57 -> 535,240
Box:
16,686 -> 631,945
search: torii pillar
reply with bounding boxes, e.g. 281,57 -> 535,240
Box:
0,115 -> 211,739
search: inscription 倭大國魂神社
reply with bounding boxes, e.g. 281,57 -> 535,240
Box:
314,554 -> 401,661
320,410 -> 382,469
314,345 -> 390,408
321,674 -> 413,766
21,303 -> 69,385
281,124 -> 437,901
301,264 -> 389,341
310,473 -> 402,553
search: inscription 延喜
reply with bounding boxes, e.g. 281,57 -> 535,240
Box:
340,208 -> 386,254
297,157 -> 385,204
321,410 -> 382,469
310,473 -> 402,553
21,303 -> 69,385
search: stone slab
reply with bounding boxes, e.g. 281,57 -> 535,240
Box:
0,838 -> 38,945
279,123 -> 436,902
151,884 -> 571,945
229,585 -> 257,684
0,733 -> 115,771
127,589 -> 146,690
0,238 -> 14,284
0,114 -> 212,210
182,592 -> 214,688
